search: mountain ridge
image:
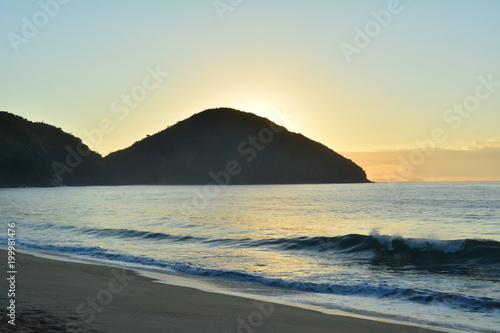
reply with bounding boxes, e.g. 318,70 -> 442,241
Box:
0,108 -> 370,186
0,111 -> 104,187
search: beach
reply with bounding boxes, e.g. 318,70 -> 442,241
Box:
0,250 -> 449,333
3,0 -> 500,331
2,184 -> 499,332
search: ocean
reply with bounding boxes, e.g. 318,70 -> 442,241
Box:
1,182 -> 499,332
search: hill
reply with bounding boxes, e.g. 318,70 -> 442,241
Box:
103,108 -> 370,184
0,111 -> 104,187
0,108 -> 370,186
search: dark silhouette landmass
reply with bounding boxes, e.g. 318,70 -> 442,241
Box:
0,108 -> 370,187
104,108 -> 370,184
0,111 -> 104,187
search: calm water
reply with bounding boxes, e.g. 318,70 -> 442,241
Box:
1,182 -> 499,332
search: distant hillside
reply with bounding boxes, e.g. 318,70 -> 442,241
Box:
104,108 -> 370,184
0,111 -> 104,187
0,108 -> 370,186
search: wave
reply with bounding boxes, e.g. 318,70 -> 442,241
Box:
31,224 -> 500,274
258,232 -> 500,272
16,240 -> 500,314
39,223 -> 208,242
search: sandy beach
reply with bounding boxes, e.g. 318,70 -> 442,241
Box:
0,250 -> 451,333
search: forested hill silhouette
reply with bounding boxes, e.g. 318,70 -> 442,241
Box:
104,108 -> 370,184
0,111 -> 104,187
0,108 -> 370,186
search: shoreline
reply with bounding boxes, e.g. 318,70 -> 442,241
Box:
0,249 -> 452,333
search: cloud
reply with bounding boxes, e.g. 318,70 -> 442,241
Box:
473,138 -> 500,148
342,144 -> 500,182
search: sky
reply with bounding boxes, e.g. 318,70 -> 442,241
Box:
1,0 -> 499,182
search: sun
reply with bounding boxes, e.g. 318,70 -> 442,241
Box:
238,104 -> 291,128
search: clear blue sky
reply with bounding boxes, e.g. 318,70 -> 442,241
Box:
1,0 -> 499,181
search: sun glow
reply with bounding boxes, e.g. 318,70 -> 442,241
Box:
238,104 -> 292,128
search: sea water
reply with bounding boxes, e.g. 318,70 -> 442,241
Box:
1,182 -> 499,332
